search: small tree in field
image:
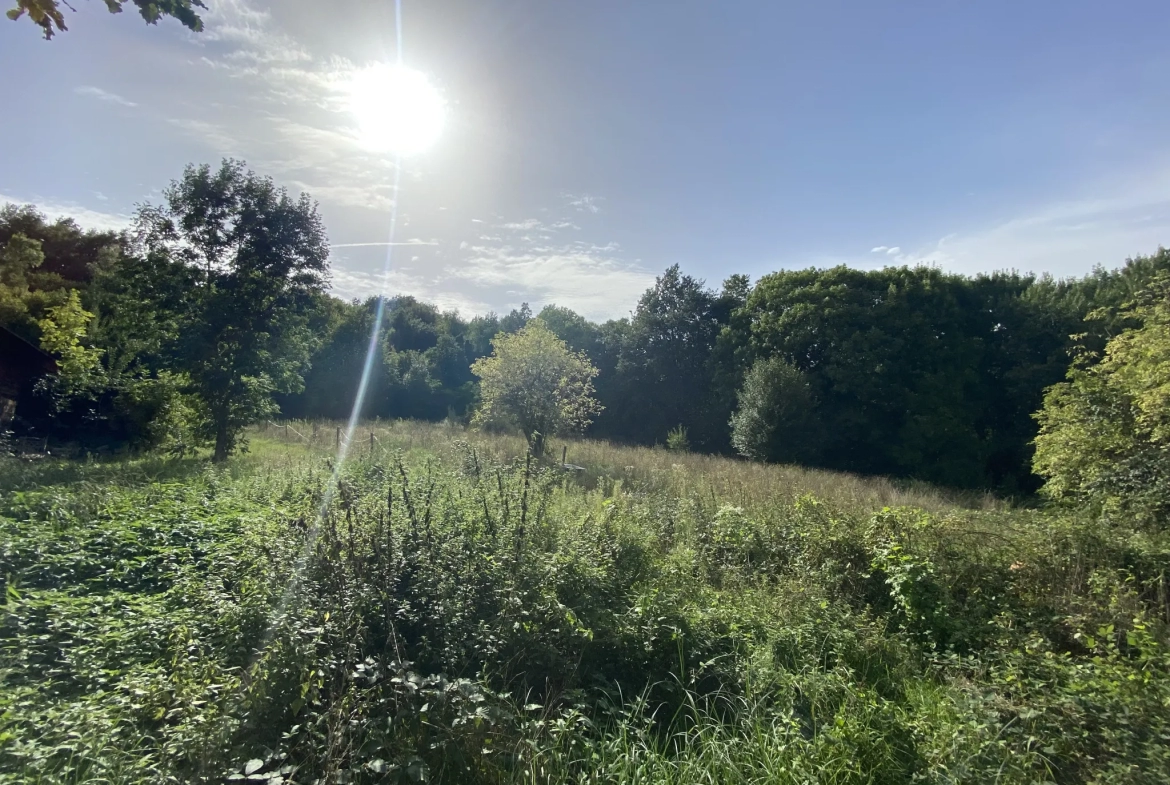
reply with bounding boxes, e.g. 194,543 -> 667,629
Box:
730,357 -> 820,464
136,160 -> 329,461
471,319 -> 602,455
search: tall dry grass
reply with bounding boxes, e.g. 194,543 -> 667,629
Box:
256,418 -> 1003,515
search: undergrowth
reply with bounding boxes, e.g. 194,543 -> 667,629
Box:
1,422 -> 1168,783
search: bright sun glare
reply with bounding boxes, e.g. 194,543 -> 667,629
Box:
347,64 -> 445,155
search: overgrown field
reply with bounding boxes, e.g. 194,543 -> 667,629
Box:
2,421 -> 1169,784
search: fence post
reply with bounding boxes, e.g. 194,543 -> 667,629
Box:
336,427 -> 341,449
562,445 -> 567,466
370,431 -> 374,457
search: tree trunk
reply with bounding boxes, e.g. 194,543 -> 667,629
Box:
213,417 -> 230,462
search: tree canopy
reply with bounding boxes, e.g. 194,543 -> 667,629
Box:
7,0 -> 204,39
1034,273 -> 1170,525
134,159 -> 330,460
8,169 -> 1170,495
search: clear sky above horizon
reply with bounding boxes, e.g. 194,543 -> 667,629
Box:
3,0 -> 1170,320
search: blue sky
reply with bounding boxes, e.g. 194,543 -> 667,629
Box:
3,0 -> 1170,320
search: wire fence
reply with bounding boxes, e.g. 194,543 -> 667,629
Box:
259,419 -> 402,458
2,434 -> 78,459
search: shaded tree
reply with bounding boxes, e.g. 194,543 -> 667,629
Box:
598,265 -> 725,447
0,204 -> 120,344
136,160 -> 329,461
747,265 -> 1037,487
538,304 -> 604,359
499,302 -> 533,334
0,232 -> 47,341
465,313 -> 502,359
279,296 -> 384,422
0,204 -> 121,284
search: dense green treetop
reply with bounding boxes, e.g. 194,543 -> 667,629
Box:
134,159 -> 330,461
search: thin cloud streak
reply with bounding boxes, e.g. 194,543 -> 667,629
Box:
330,241 -> 439,248
75,86 -> 138,107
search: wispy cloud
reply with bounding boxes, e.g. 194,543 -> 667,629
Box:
885,175 -> 1170,277
48,0 -> 652,321
564,193 -> 603,214
171,0 -> 397,211
829,162 -> 1170,280
330,265 -> 493,316
330,241 -> 439,248
167,118 -> 239,154
328,213 -> 652,321
0,193 -> 133,232
198,0 -> 310,66
454,241 -> 654,321
501,219 -> 543,231
75,86 -> 137,108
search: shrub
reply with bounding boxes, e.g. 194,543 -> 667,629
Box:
730,357 -> 821,464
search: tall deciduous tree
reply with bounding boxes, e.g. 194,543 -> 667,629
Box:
136,160 -> 330,461
7,0 -> 204,39
471,319 -> 601,456
600,265 -> 725,448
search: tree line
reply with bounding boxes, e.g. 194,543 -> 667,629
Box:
3,159 -> 1169,493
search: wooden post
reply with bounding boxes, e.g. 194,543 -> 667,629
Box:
336,427 -> 341,448
561,445 -> 567,466
370,431 -> 375,456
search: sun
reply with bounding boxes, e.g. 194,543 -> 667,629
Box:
347,64 -> 445,155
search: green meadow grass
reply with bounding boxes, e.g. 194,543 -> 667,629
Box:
1,421 -> 1167,784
